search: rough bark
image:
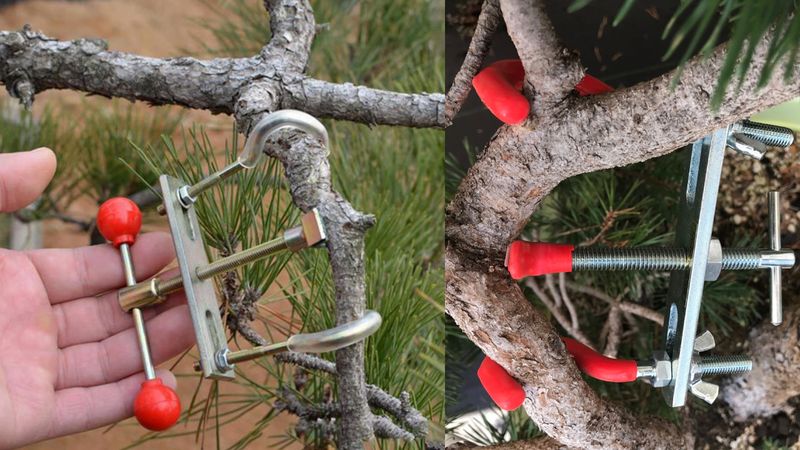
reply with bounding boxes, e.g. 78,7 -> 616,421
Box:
445,0 -> 502,125
722,303 -> 800,422
0,1 -> 443,448
446,248 -> 685,449
252,129 -> 376,447
498,0 -> 584,115
0,30 -> 444,127
445,2 -> 799,448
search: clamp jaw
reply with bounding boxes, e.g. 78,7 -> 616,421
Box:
102,110 -> 382,430
492,119 -> 795,408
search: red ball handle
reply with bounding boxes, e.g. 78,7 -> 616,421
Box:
97,197 -> 142,247
134,379 -> 181,431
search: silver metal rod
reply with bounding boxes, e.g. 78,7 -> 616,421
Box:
119,243 -> 138,287
120,242 -> 157,380
769,191 -> 782,325
571,247 -> 794,271
131,307 -> 156,380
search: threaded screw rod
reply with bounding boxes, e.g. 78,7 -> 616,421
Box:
572,247 -> 789,271
696,355 -> 752,376
732,120 -> 795,148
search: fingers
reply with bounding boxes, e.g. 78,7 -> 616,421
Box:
0,148 -> 56,212
49,368 -> 177,439
55,304 -> 194,390
53,268 -> 184,348
25,232 -> 176,304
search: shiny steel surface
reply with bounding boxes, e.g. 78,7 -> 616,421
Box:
769,191 -> 783,325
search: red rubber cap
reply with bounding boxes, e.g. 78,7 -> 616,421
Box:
97,197 -> 142,247
134,379 -> 181,431
575,74 -> 614,96
562,338 -> 638,383
477,356 -> 525,411
472,59 -> 530,125
505,241 -> 574,279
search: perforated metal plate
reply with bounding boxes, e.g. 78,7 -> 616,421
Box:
160,175 -> 234,380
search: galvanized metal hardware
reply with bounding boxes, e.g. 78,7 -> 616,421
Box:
117,209 -> 326,312
637,330 -> 752,404
112,110 -> 380,383
727,119 -> 794,159
504,118 -> 795,408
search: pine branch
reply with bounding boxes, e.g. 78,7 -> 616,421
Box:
445,0 -> 502,126
0,1 -> 441,448
274,352 -> 430,440
446,3 -> 800,448
0,28 -> 443,128
497,0 -> 584,115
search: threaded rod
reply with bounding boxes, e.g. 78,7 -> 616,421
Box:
733,120 -> 795,147
572,247 -> 764,271
697,355 -> 752,376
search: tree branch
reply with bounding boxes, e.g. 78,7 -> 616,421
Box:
445,248 -> 687,449
0,2 -> 437,447
446,13 -> 798,448
497,0 -> 583,115
447,30 -> 800,255
282,76 -> 444,128
445,0 -> 501,126
0,27 -> 259,113
0,27 -> 444,128
261,0 -> 316,70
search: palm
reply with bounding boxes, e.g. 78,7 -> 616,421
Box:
0,233 -> 193,449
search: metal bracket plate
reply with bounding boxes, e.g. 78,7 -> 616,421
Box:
662,127 -> 728,406
160,175 -> 234,380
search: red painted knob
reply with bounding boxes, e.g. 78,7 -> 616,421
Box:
97,197 -> 142,247
133,379 -> 181,431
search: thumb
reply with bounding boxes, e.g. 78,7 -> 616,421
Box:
0,147 -> 57,212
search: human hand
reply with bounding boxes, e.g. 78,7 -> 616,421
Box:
0,148 -> 194,448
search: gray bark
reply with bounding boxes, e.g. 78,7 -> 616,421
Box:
0,0 -> 443,447
445,0 -> 502,126
445,0 -> 799,448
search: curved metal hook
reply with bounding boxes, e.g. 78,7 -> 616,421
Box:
177,109 -> 330,207
287,310 -> 382,353
199,310 -> 383,371
238,109 -> 329,168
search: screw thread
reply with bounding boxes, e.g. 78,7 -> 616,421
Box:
197,236 -> 287,280
697,355 -> 752,376
572,247 -> 762,271
734,120 -> 795,147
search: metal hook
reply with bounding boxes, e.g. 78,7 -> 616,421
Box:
171,109 -> 329,209
194,310 -> 383,372
238,109 -> 329,168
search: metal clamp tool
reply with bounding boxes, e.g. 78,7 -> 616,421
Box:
499,119 -> 795,408
97,110 -> 382,429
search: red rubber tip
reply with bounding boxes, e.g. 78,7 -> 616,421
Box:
477,356 -> 525,411
575,74 -> 614,96
477,340 -> 637,411
97,197 -> 142,247
134,379 -> 181,431
562,338 -> 638,383
505,241 -> 574,279
472,59 -> 530,125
